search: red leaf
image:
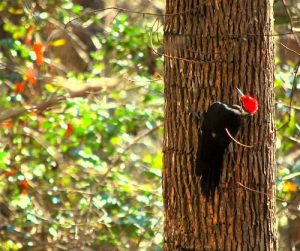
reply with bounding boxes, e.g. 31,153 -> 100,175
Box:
33,42 -> 44,65
20,189 -> 28,195
19,180 -> 30,189
25,68 -> 37,85
2,121 -> 14,128
25,26 -> 34,45
65,123 -> 74,138
15,81 -> 26,93
19,180 -> 30,194
4,168 -> 17,177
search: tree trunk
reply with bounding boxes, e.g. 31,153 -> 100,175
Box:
163,0 -> 277,250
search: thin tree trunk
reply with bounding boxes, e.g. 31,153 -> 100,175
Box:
163,0 -> 277,250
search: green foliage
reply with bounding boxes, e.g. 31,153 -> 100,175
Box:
0,0 -> 163,250
274,58 -> 300,250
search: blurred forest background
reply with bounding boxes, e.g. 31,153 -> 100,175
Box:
0,0 -> 299,250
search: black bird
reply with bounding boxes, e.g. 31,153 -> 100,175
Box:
196,88 -> 258,198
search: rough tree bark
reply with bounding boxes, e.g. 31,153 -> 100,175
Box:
163,0 -> 277,250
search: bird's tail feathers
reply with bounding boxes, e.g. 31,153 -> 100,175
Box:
196,157 -> 223,198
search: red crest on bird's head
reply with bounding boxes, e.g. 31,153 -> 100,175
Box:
237,88 -> 258,115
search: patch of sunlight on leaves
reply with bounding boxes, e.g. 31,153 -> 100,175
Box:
276,70 -> 292,89
152,153 -> 163,169
77,158 -> 95,169
79,197 -> 89,209
78,147 -> 94,159
51,197 -> 61,205
274,78 -> 283,89
107,197 -> 119,205
27,213 -> 39,224
110,90 -> 121,100
71,4 -> 82,14
95,162 -> 108,173
278,215 -> 288,227
62,217 -> 76,228
277,181 -> 283,192
93,195 -> 106,209
20,148 -> 29,156
81,113 -> 95,127
46,146 -> 59,158
100,210 -> 112,225
97,109 -> 110,119
0,240 -> 22,251
122,133 -> 132,144
110,136 -> 122,145
41,120 -> 52,130
33,164 -> 46,177
277,167 -> 290,177
125,104 -> 136,112
0,151 -> 9,169
58,216 -> 66,226
61,175 -> 72,186
12,195 -> 31,209
136,195 -> 150,204
146,169 -> 161,177
117,173 -> 131,184
48,226 -> 58,238
77,181 -> 91,189
139,184 -> 155,193
146,120 -> 156,129
276,137 -> 281,149
154,200 -> 163,208
153,233 -> 163,245
143,153 -> 153,164
120,183 -> 133,193
129,153 -> 140,162
144,152 -> 163,171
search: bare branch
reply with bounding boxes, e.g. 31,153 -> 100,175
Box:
0,83 -> 107,123
276,59 -> 300,132
237,182 -> 289,203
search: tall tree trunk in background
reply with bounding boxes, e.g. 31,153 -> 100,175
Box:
163,0 -> 277,250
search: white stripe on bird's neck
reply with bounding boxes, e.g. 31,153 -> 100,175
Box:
213,102 -> 248,116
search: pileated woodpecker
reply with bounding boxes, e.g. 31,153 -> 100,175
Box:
196,88 -> 258,198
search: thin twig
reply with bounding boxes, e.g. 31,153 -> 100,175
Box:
275,59 -> 300,132
237,182 -> 288,202
279,42 -> 300,57
280,0 -> 300,45
274,0 -> 300,133
0,83 -> 106,123
237,181 -> 300,210
225,128 -> 253,148
65,3 -> 210,26
65,5 -> 300,39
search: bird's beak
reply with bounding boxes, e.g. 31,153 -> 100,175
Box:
236,87 -> 244,97
236,88 -> 245,111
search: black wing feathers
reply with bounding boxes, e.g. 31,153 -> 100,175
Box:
196,102 -> 241,198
